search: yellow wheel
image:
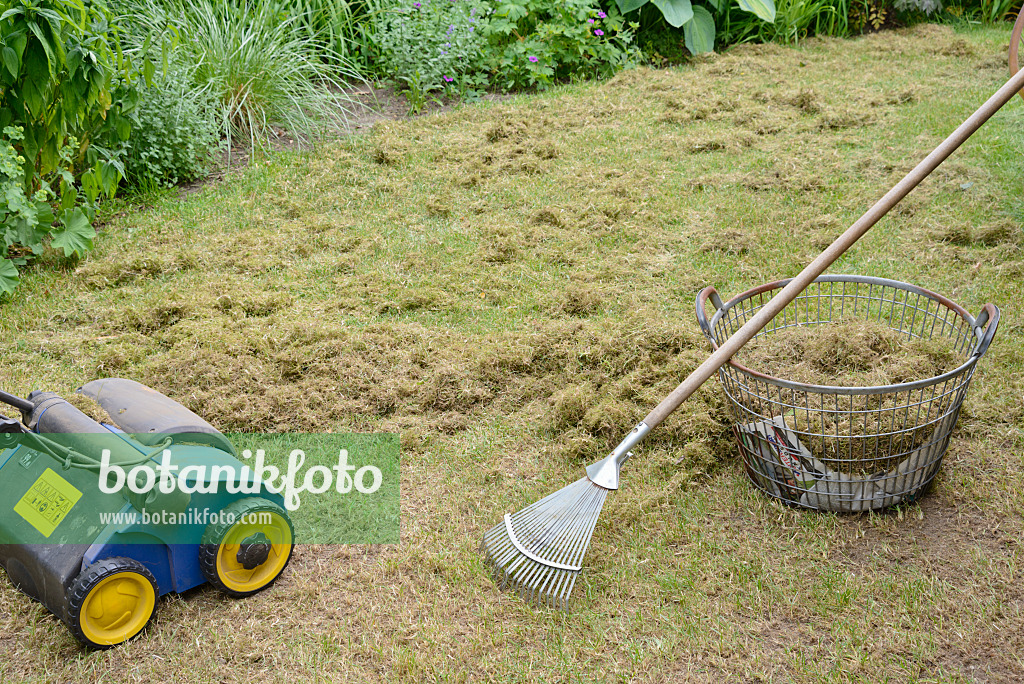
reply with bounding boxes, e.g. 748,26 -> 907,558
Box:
67,557 -> 158,648
199,498 -> 293,597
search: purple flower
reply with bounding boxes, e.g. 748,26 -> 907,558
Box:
597,10 -> 607,18
413,2 -> 421,6
443,75 -> 454,82
528,55 -> 539,62
594,28 -> 604,36
587,17 -> 595,23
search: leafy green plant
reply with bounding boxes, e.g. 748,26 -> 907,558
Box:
616,0 -> 776,54
741,0 -> 851,42
482,0 -> 641,90
967,0 -> 1019,22
115,61 -> 223,188
848,0 -> 891,30
0,0 -> 136,295
375,0 -> 490,112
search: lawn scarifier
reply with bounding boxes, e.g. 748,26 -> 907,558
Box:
483,49 -> 1024,610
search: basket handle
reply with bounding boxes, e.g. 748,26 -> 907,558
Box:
1010,5 -> 1024,103
695,286 -> 725,347
972,303 -> 1000,359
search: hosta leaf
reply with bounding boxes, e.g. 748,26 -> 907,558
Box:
51,207 -> 95,258
616,0 -> 651,12
651,0 -> 693,27
0,258 -> 18,295
684,6 -> 716,54
737,0 -> 776,22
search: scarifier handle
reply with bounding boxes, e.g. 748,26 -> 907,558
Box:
639,66 -> 1024,431
0,390 -> 33,414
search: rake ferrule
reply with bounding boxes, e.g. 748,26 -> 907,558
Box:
585,422 -> 650,490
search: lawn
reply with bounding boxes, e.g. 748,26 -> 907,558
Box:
1,23 -> 1023,683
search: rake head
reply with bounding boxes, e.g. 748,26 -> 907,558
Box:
481,476 -> 609,609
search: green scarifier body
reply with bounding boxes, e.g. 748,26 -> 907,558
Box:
0,379 -> 292,647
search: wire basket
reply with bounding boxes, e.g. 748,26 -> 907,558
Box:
696,275 -> 999,512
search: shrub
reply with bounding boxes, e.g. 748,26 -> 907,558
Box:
0,0 -> 138,295
482,0 -> 641,90
375,0 -> 491,111
371,0 -> 641,100
117,62 -> 223,188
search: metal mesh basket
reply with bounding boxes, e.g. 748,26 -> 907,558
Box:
696,275 -> 999,512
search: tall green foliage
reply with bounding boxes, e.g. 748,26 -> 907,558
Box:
0,0 -> 135,295
267,0 -> 384,68
719,0 -> 851,43
962,0 -> 1020,23
615,0 -> 777,53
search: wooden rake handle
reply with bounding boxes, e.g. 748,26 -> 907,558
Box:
641,65 -> 1024,431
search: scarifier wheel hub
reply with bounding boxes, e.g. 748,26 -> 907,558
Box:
236,532 -> 272,570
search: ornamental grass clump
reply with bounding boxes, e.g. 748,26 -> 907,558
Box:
125,0 -> 365,152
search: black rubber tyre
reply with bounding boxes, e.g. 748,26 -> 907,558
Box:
198,497 -> 294,598
67,557 -> 159,649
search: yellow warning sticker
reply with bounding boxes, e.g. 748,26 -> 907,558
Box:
14,468 -> 83,538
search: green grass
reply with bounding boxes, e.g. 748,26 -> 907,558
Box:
2,23 -> 1024,683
